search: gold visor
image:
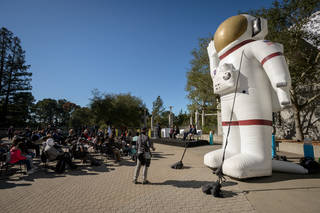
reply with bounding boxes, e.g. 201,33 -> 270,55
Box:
214,15 -> 248,53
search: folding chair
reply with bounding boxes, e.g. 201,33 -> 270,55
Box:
0,152 -> 25,176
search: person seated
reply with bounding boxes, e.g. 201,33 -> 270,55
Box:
182,125 -> 197,141
189,124 -> 197,140
93,132 -> 105,153
31,130 -> 41,142
96,129 -> 105,144
13,134 -> 40,158
131,132 -> 139,146
173,125 -> 180,139
81,129 -> 91,141
183,125 -> 193,141
105,135 -> 121,162
9,138 -> 35,174
65,129 -> 78,145
52,129 -> 65,145
72,138 -> 100,166
42,137 -> 77,173
169,127 -> 174,139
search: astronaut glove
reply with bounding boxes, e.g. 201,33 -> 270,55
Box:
276,87 -> 291,109
207,40 -> 219,69
207,40 -> 217,57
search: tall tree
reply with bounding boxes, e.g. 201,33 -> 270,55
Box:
0,28 -> 12,95
152,96 -> 165,124
34,98 -> 58,125
0,28 -> 32,124
175,110 -> 190,127
10,92 -> 35,126
186,37 -> 219,129
56,99 -> 79,127
69,107 -> 93,131
89,90 -> 147,128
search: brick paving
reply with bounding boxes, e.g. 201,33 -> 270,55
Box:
1,143 -> 319,213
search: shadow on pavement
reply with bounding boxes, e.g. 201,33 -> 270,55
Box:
151,152 -> 175,159
0,180 -> 32,189
151,179 -> 238,189
119,160 -> 136,167
242,186 -> 320,194
241,172 -> 320,183
0,160 -> 114,189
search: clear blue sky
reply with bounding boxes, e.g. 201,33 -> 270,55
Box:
1,0 -> 275,114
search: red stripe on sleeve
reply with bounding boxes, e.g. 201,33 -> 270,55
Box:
261,52 -> 283,66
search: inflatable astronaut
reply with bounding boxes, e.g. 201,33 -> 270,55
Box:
204,14 -> 307,179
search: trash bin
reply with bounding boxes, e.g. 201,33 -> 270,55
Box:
272,134 -> 276,158
303,138 -> 314,160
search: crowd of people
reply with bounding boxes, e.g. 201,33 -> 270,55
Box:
1,124 -> 200,183
0,126 -> 144,176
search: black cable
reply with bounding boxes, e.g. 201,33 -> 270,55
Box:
217,50 -> 245,184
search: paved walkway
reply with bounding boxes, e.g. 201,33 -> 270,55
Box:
1,143 -> 320,213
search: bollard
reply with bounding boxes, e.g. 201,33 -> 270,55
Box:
303,138 -> 314,159
209,131 -> 213,145
272,134 -> 276,158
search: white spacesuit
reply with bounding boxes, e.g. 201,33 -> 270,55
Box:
204,14 -> 307,179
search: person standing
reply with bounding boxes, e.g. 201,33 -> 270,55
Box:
133,128 -> 155,184
174,125 -> 180,139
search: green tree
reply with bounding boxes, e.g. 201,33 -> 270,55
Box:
90,91 -> 114,126
111,93 -> 147,127
0,28 -> 32,125
69,107 -> 93,131
175,110 -> 190,127
247,0 -> 320,140
56,99 -> 79,127
0,28 -> 12,95
34,98 -> 58,126
10,92 -> 35,126
152,96 -> 165,124
89,90 -> 147,128
186,37 -> 219,129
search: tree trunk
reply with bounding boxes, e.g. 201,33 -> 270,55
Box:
292,104 -> 304,141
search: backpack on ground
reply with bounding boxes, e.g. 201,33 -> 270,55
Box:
300,157 -> 320,174
171,160 -> 183,169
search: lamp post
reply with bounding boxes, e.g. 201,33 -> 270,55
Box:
144,108 -> 147,128
169,106 -> 173,127
201,100 -> 205,129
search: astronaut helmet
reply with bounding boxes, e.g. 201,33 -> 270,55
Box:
214,14 -> 268,53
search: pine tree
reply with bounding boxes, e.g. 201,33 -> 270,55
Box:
152,96 -> 165,124
0,28 -> 32,125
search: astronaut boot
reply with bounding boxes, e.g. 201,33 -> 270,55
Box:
204,149 -> 235,170
222,153 -> 272,179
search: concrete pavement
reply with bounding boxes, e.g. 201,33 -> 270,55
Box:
1,143 -> 319,213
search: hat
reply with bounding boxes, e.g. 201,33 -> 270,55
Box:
46,138 -> 55,146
